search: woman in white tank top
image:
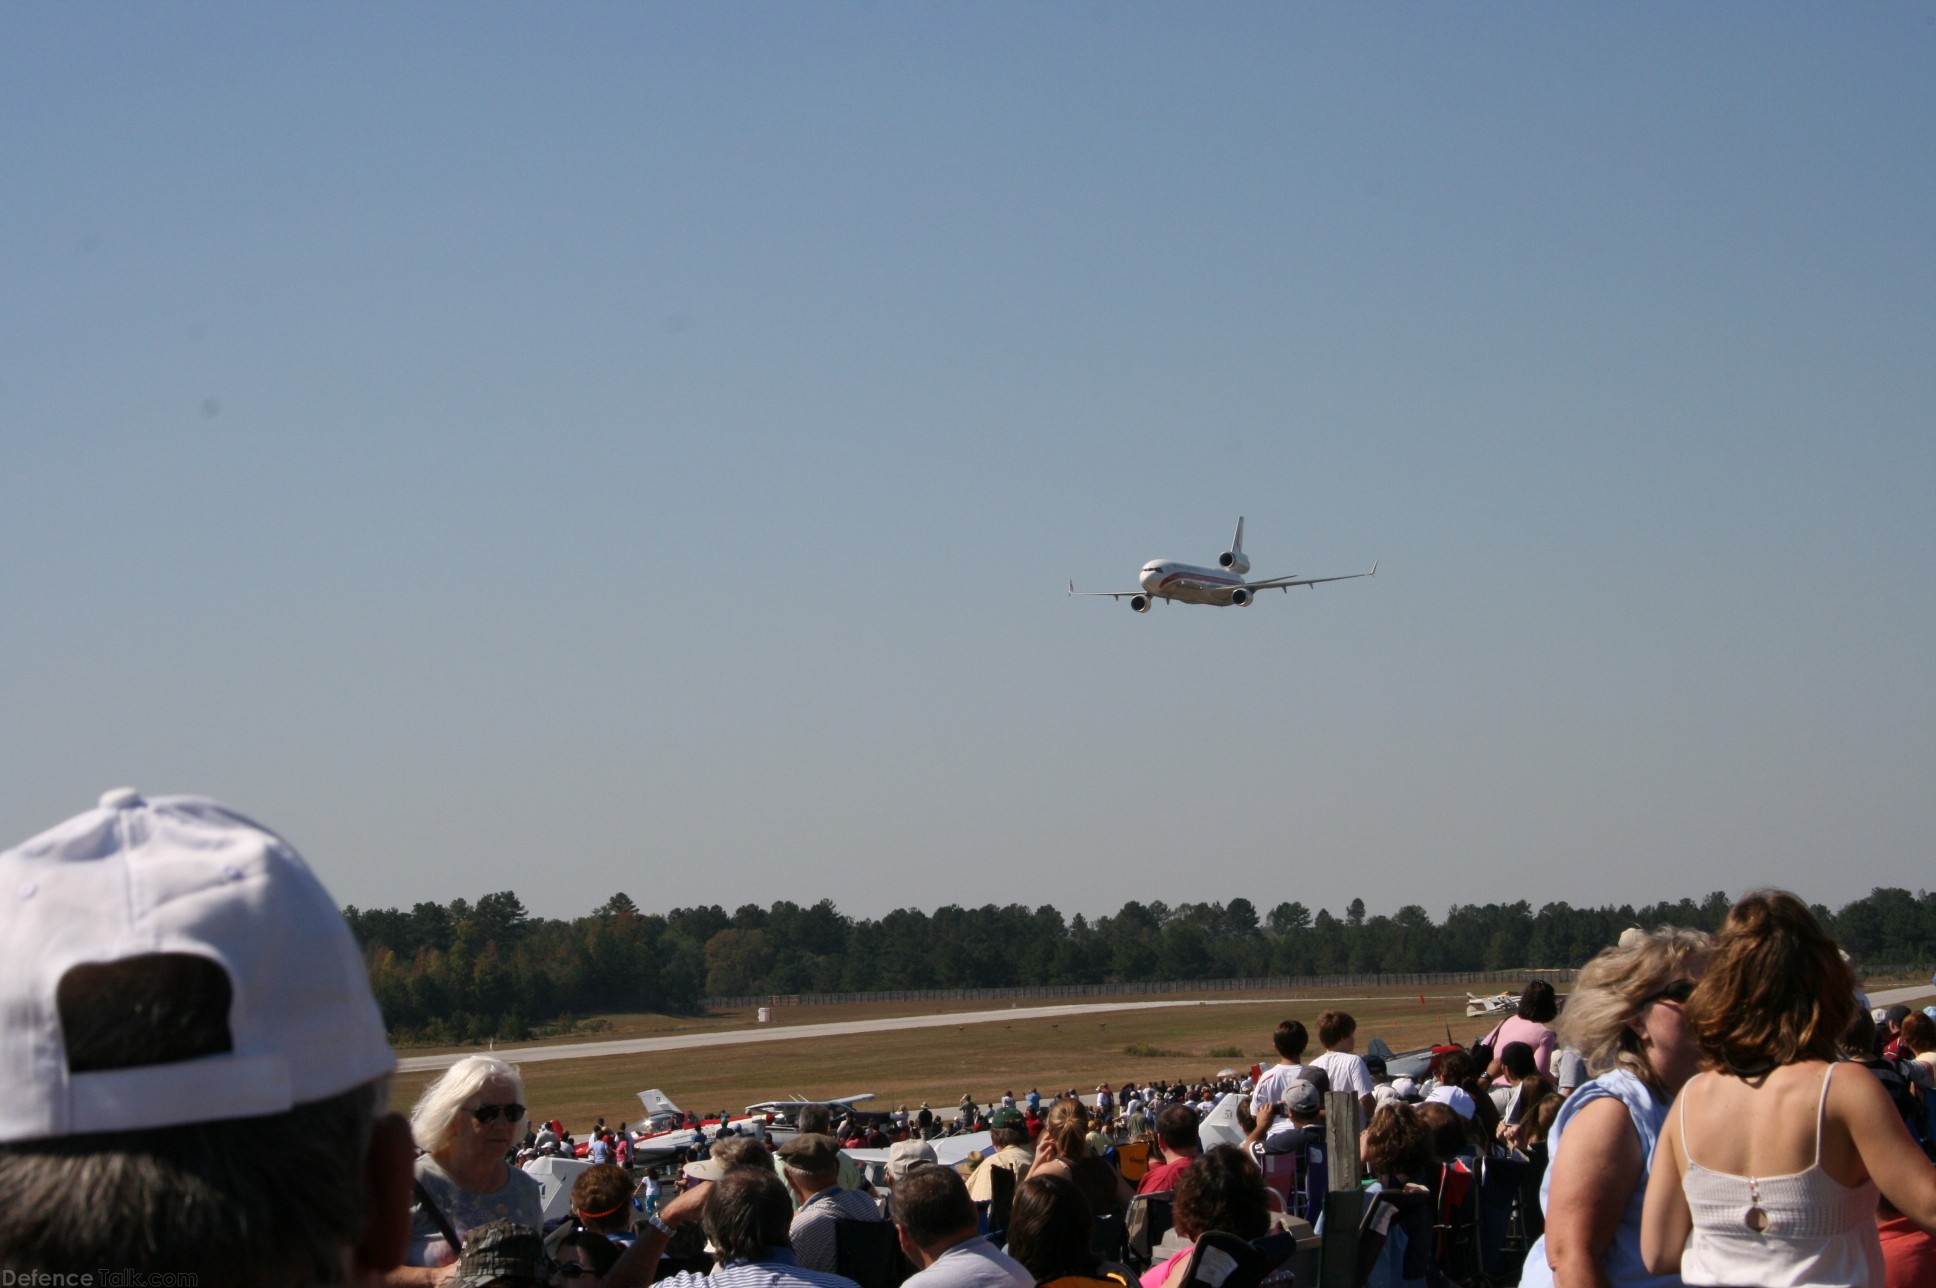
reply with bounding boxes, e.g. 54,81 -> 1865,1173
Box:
1640,892 -> 1936,1287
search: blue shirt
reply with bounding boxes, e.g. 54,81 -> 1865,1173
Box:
1520,1068 -> 1682,1288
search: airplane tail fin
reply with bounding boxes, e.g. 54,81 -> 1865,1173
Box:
1231,516 -> 1245,554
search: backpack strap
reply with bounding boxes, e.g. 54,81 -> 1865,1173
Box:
414,1178 -> 464,1255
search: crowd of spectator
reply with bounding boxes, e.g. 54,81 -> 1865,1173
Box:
4,792 -> 1936,1288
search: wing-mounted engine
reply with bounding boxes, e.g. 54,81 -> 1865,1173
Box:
1129,594 -> 1152,613
1218,549 -> 1251,575
1228,588 -> 1252,606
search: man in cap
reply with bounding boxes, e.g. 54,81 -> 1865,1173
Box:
455,1220 -> 549,1288
775,1103 -> 869,1203
965,1107 -> 1033,1201
1245,1079 -> 1325,1155
779,1132 -> 884,1273
0,790 -> 414,1286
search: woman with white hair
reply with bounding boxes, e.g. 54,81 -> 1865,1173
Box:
392,1055 -> 544,1280
1520,925 -> 1710,1288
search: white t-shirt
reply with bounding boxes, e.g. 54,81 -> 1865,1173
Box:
1249,1062 -> 1310,1143
1307,1051 -> 1374,1098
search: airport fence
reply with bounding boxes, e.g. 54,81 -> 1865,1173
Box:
704,968 -> 1580,1012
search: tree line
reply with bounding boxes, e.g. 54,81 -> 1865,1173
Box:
341,887 -> 1936,1045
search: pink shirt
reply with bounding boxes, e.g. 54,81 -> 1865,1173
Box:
1485,1016 -> 1557,1077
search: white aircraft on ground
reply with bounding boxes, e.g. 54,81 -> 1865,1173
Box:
1068,517 -> 1376,613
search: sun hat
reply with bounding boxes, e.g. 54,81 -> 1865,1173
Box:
1426,1085 -> 1476,1120
0,789 -> 394,1143
456,1220 -> 548,1288
1390,1076 -> 1421,1102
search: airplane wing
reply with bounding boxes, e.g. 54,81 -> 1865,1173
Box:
1067,580 -> 1146,599
1245,561 -> 1378,593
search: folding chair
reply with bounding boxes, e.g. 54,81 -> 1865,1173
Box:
1124,1191 -> 1174,1271
834,1219 -> 905,1288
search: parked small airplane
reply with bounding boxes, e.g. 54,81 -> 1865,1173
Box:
1068,517 -> 1376,612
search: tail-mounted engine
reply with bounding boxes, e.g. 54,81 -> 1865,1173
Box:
1218,550 -> 1252,576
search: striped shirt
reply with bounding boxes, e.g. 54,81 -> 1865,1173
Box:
660,1248 -> 861,1288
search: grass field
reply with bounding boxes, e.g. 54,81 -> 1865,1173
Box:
388,985 -> 1506,1130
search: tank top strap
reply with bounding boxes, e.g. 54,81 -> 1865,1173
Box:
1811,1062 -> 1834,1168
1678,1069 -> 1701,1159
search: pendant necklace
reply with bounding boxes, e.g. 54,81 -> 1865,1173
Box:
1744,1175 -> 1769,1233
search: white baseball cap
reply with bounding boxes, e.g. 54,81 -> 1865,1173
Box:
0,789 -> 395,1143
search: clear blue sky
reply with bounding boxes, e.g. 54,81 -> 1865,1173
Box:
5,5 -> 1932,925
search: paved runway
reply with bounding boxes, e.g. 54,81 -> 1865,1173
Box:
395,980 -> 1936,1075
396,994 -> 1399,1074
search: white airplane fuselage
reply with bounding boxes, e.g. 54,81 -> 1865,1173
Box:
1139,560 -> 1253,606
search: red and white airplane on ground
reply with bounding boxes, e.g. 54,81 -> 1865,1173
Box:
1068,517 -> 1376,613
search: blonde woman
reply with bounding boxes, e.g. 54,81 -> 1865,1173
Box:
1028,1098 -> 1133,1221
393,1055 -> 542,1280
1520,925 -> 1710,1288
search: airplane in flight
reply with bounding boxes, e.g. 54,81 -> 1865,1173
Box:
1068,517 -> 1376,613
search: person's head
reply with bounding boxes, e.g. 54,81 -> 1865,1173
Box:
1498,1042 -> 1538,1083
1437,1047 -> 1479,1090
412,1055 -> 528,1161
1686,891 -> 1856,1075
550,1230 -> 619,1285
1842,1007 -> 1880,1060
1005,1174 -> 1097,1281
1524,1095 -> 1562,1149
0,791 -> 407,1286
1316,1010 -> 1356,1051
989,1106 -> 1028,1148
1901,1012 -> 1936,1057
1363,1104 -> 1436,1183
682,1133 -> 770,1184
570,1164 -> 634,1235
1155,1102 -> 1200,1153
1282,1079 -> 1323,1123
892,1161 -> 977,1262
1415,1100 -> 1468,1159
1517,980 -> 1559,1024
1045,1098 -> 1090,1160
703,1168 -> 795,1262
796,1103 -> 832,1136
1172,1145 -> 1270,1241
777,1133 -> 841,1196
1557,923 -> 1711,1095
1272,1019 -> 1309,1062
456,1220 -> 548,1288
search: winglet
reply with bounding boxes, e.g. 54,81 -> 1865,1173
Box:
1067,579 -> 1076,596
1369,560 -> 1379,577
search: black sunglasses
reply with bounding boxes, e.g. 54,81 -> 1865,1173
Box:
473,1102 -> 526,1124
1644,979 -> 1697,1007
551,1262 -> 596,1279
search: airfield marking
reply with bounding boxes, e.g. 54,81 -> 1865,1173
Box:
393,982 -> 1936,1075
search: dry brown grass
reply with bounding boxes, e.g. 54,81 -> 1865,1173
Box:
388,985 -> 1481,1130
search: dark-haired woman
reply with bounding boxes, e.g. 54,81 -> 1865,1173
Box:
1007,1175 -> 1131,1288
1484,980 -> 1561,1079
1642,891 -> 1936,1286
1135,1146 -> 1274,1288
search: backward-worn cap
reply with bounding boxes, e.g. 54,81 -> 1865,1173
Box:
0,790 -> 395,1143
1282,1079 -> 1322,1116
456,1220 -> 547,1288
777,1132 -> 840,1174
990,1107 -> 1025,1128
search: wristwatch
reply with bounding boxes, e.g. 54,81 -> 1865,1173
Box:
644,1212 -> 674,1238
